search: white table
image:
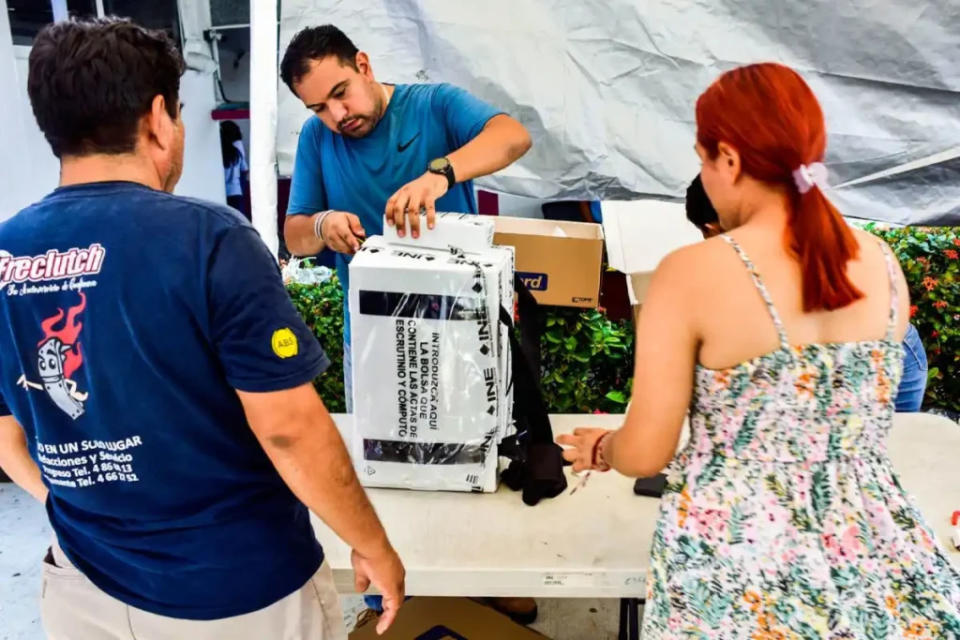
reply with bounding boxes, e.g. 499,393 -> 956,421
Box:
314,413 -> 960,635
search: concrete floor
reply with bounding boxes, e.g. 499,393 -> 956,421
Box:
0,483 -> 623,639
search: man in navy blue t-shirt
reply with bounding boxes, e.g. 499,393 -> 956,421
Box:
278,25 -> 537,624
0,18 -> 403,639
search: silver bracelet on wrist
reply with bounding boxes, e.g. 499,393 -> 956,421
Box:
314,210 -> 334,241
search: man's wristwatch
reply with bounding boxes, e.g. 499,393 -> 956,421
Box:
428,157 -> 456,190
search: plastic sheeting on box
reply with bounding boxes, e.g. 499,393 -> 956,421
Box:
348,215 -> 515,492
278,0 -> 960,225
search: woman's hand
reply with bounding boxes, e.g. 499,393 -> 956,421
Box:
557,428 -> 612,472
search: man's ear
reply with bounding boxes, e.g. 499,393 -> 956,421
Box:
355,51 -> 373,79
145,94 -> 174,151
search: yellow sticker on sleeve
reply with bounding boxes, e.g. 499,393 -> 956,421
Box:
271,328 -> 299,359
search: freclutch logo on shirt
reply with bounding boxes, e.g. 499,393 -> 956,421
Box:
0,244 -> 106,287
517,271 -> 548,291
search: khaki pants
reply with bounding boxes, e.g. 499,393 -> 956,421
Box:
41,542 -> 346,640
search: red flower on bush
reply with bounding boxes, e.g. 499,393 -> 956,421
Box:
910,305 -> 919,318
917,256 -> 929,265
946,249 -> 959,260
922,277 -> 938,291
931,330 -> 940,339
954,237 -> 960,247
934,300 -> 949,311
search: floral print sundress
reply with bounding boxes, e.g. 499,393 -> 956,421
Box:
642,235 -> 960,639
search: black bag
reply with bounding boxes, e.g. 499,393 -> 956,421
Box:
498,276 -> 567,505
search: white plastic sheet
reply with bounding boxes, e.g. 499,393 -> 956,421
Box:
277,0 -> 960,225
348,214 -> 514,492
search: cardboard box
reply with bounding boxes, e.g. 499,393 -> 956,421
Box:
349,597 -> 547,640
493,216 -> 604,308
348,234 -> 514,493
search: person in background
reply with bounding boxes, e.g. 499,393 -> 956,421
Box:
686,173 -> 929,411
562,63 -> 959,637
0,18 -> 404,639
279,24 -> 535,626
220,120 -> 249,220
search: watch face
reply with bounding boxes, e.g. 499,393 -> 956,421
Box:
429,157 -> 450,172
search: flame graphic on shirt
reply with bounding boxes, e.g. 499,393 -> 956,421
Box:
17,292 -> 89,420
38,292 -> 86,379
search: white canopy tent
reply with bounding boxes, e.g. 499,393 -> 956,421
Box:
248,0 -> 960,250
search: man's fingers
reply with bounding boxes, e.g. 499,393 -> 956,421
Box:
325,231 -> 345,253
424,196 -> 437,230
393,193 -> 411,237
384,196 -> 399,227
348,214 -> 366,238
376,586 -> 404,635
354,570 -> 370,594
339,229 -> 359,254
561,448 -> 579,463
407,196 -> 423,238
376,605 -> 398,636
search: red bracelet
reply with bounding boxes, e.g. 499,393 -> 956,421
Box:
591,431 -> 613,471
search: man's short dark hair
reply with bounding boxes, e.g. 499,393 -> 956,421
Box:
280,25 -> 359,93
685,174 -> 719,230
27,18 -> 185,158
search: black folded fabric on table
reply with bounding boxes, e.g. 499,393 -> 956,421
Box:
499,276 -> 567,506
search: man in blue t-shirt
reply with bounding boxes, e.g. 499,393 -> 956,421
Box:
0,18 -> 404,639
280,24 -> 531,406
279,25 -> 536,624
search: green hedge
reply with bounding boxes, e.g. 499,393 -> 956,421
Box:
286,279 -> 347,413
286,276 -> 635,415
864,225 -> 959,411
287,225 -> 959,414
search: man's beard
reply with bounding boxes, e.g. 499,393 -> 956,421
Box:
338,115 -> 372,138
338,112 -> 382,139
338,91 -> 386,138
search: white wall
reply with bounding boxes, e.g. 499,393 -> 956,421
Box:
177,70 -> 227,204
0,0 -> 225,220
0,0 -> 60,220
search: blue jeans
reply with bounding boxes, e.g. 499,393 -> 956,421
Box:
895,324 -> 927,412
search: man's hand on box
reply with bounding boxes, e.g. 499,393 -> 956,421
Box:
384,172 -> 449,239
321,211 -> 366,254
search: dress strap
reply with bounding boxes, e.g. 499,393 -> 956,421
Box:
877,239 -> 899,341
721,234 -> 790,350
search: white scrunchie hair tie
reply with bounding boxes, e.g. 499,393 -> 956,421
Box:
792,162 -> 828,195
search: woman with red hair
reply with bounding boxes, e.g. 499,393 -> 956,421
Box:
560,63 -> 960,637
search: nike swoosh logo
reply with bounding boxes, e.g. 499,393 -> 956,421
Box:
397,133 -> 420,152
